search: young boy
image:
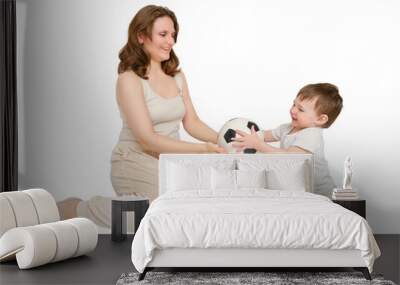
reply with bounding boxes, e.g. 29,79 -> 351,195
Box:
232,83 -> 343,196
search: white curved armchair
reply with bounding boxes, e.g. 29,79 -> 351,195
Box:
0,189 -> 98,269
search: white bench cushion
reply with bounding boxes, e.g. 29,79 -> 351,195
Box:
0,196 -> 17,237
0,218 -> 97,269
0,189 -> 98,269
24,188 -> 60,223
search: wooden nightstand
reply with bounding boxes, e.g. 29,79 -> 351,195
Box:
332,199 -> 366,219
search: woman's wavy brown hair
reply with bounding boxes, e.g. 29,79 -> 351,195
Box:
118,5 -> 180,78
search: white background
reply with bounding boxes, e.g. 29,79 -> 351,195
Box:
16,0 -> 400,233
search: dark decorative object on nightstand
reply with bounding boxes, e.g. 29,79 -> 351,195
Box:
332,199 -> 366,219
111,198 -> 149,241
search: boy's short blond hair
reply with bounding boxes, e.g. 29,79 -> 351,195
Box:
297,83 -> 343,128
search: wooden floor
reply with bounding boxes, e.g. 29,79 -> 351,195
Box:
0,235 -> 398,285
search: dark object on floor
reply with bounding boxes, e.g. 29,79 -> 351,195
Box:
112,198 -> 149,241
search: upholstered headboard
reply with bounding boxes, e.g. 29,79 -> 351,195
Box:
159,154 -> 314,195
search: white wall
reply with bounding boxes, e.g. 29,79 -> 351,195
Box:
16,0 -> 400,233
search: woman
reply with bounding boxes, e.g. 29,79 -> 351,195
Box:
58,5 -> 224,228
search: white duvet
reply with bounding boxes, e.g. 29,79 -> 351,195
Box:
131,190 -> 380,273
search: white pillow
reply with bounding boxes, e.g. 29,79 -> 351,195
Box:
266,163 -> 307,191
211,169 -> 268,190
236,169 -> 267,189
167,163 -> 211,191
211,168 -> 236,190
238,160 -> 309,191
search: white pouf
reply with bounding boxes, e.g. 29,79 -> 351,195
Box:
0,189 -> 98,269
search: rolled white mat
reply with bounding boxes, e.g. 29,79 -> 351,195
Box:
23,189 -> 60,223
0,196 -> 17,237
1,192 -> 39,227
64,218 -> 98,257
0,226 -> 57,269
42,221 -> 79,262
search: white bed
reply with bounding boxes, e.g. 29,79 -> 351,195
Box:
131,154 -> 380,280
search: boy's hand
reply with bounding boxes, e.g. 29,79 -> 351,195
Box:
231,126 -> 261,152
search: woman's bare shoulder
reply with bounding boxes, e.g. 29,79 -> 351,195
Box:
116,70 -> 143,101
175,70 -> 185,79
117,70 -> 141,86
175,70 -> 188,86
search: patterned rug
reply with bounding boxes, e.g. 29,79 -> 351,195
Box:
116,271 -> 396,285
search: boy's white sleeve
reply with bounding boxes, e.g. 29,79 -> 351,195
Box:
291,128 -> 323,153
271,123 -> 289,141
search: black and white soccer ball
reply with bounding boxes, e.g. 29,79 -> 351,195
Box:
217,117 -> 264,154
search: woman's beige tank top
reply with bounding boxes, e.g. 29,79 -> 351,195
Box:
116,73 -> 186,153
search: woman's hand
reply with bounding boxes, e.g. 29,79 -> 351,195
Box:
205,142 -> 227,153
231,126 -> 262,152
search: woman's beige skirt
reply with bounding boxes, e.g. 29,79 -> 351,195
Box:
76,143 -> 158,232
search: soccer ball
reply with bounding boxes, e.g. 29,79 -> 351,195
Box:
217,117 -> 264,154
